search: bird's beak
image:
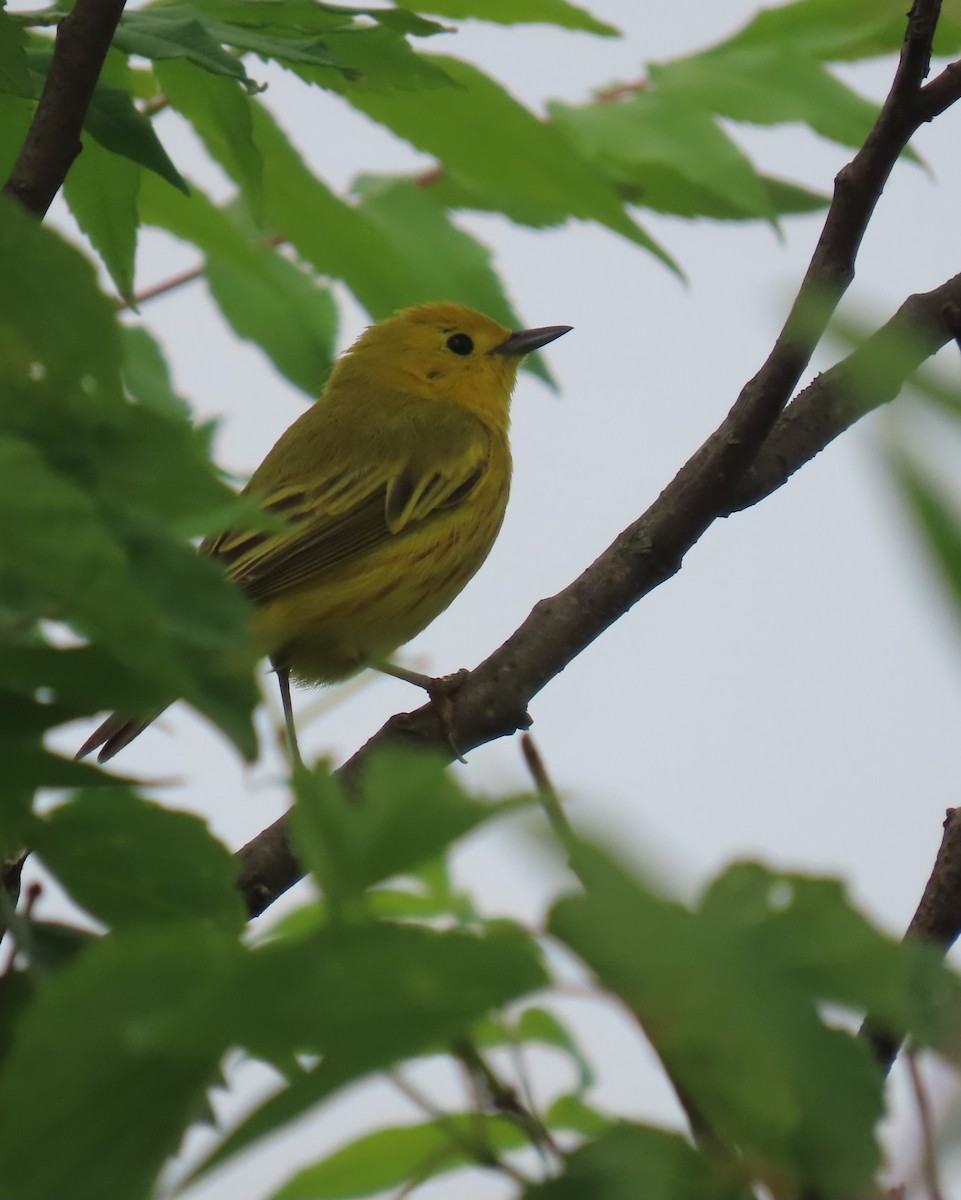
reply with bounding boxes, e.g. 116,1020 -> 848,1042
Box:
489,324 -> 573,357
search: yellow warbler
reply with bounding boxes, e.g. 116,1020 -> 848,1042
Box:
79,301 -> 571,763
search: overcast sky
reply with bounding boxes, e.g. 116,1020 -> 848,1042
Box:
41,1 -> 961,1195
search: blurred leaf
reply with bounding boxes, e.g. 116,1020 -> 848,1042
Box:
392,0 -> 619,36
759,173 -> 829,215
121,326 -> 192,421
291,749 -> 515,917
0,927 -> 241,1200
333,55 -> 679,273
0,92 -> 33,182
474,1005 -> 594,1093
64,136 -> 140,304
271,1112 -> 530,1199
720,0 -> 961,62
0,642 -> 166,719
0,193 -> 124,405
888,446 -> 961,647
113,6 -> 253,85
32,789 -> 246,933
699,863 -> 961,1047
544,1093 -> 611,1137
524,1122 -> 744,1200
155,58 -> 263,219
649,45 -> 882,150
550,843 -> 888,1198
299,23 -> 456,92
193,921 -> 547,1179
353,174 -> 553,384
0,7 -> 31,97
0,735 -> 107,791
205,249 -> 337,396
549,93 -> 777,224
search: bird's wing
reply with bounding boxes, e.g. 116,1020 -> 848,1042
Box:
204,403 -> 494,604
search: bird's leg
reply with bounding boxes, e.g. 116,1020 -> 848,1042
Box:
371,660 -> 469,763
273,662 -> 304,769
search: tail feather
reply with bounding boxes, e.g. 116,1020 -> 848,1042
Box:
76,713 -> 157,763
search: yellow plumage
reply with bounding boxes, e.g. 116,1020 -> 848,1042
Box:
79,301 -> 571,761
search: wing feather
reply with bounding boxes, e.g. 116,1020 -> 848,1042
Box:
204,399 -> 493,605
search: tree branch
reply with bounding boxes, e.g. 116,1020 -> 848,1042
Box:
237,3 -> 961,920
2,0 -> 127,218
861,808 -> 961,1073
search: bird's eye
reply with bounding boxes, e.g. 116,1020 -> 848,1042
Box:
446,333 -> 474,356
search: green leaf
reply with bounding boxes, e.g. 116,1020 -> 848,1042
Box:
272,1112 -> 530,1199
121,326 -> 192,420
0,642 -> 165,720
192,922 -> 547,1180
391,0 -> 619,37
154,58 -> 262,218
331,54 -> 679,272
112,7 -> 252,84
0,92 -> 33,183
889,446 -> 961,649
699,863 -> 961,1046
353,174 -> 553,384
524,1122 -> 743,1200
205,247 -> 337,396
0,193 -> 124,404
290,749 -> 512,916
648,46 -> 881,150
0,735 -> 108,791
298,23 -> 455,92
32,789 -> 246,933
0,927 -> 241,1200
721,0 -> 951,63
85,79 -> 189,193
247,101 -> 420,314
0,7 -> 32,97
550,843 -> 888,1198
64,136 -> 140,303
549,92 -> 777,224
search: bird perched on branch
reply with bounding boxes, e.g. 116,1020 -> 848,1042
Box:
78,301 -> 571,764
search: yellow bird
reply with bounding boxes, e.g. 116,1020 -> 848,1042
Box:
79,301 -> 571,763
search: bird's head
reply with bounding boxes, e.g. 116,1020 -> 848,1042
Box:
332,302 -> 571,433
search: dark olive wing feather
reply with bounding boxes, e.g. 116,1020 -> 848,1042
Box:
203,401 -> 493,604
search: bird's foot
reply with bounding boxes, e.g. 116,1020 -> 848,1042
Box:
373,662 -> 470,762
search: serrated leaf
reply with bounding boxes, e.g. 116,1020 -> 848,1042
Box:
551,843 -> 886,1198
247,101 -> 419,314
64,136 -> 140,303
0,927 -> 242,1200
298,23 -> 456,92
85,79 -> 189,193
192,922 -> 547,1180
550,92 -> 777,224
113,6 -> 252,84
649,46 -> 881,150
353,174 -> 554,384
392,0 -> 619,36
155,58 -> 262,218
524,1122 -> 743,1200
290,749 -> 511,916
204,248 -> 337,395
32,789 -> 246,933
331,54 -> 679,272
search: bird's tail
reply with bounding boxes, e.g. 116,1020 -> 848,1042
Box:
75,712 -> 161,763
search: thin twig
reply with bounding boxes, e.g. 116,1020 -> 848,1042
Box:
861,808 -> 961,1071
905,1050 -> 945,1200
2,0 -> 127,217
520,734 -> 575,856
387,1070 -> 533,1187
